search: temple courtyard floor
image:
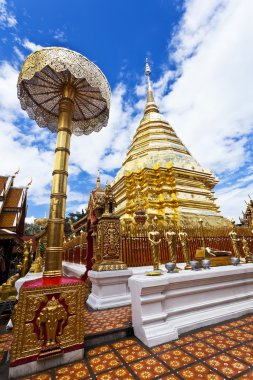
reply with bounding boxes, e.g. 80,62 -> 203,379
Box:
1,305 -> 253,379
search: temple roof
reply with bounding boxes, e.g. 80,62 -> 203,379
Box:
0,174 -> 27,236
0,212 -> 17,229
4,188 -> 26,208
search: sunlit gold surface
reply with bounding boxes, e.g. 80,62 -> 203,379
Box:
18,47 -> 110,135
44,90 -> 74,277
11,281 -> 85,364
112,61 -> 231,228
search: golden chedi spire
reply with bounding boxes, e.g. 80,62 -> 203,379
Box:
144,58 -> 159,115
112,59 -> 230,227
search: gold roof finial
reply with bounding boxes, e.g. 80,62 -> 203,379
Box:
96,169 -> 102,190
144,58 -> 159,115
13,168 -> 20,177
26,178 -> 32,188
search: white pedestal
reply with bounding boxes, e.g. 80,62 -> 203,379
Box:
62,261 -> 86,278
87,269 -> 133,310
129,264 -> 253,347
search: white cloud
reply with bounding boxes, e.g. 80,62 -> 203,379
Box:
0,0 -> 17,28
145,0 -> 253,220
156,0 -> 253,170
0,61 -> 55,209
53,29 -> 66,42
22,38 -> 43,52
25,216 -> 35,224
13,46 -> 25,61
217,179 -> 253,222
0,61 -> 21,121
71,83 -> 139,175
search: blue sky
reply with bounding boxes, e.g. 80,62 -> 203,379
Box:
0,0 -> 253,223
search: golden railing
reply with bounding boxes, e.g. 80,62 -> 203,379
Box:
62,224 -> 253,268
121,225 -> 253,267
62,232 -> 88,265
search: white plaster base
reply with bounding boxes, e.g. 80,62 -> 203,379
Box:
129,264 -> 253,347
87,269 -> 133,310
62,261 -> 86,278
9,348 -> 84,379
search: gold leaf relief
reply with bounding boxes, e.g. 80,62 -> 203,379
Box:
58,315 -> 77,345
60,290 -> 78,314
25,295 -> 48,321
22,323 -> 42,354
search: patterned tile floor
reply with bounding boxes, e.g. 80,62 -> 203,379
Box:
84,305 -> 132,336
1,313 -> 253,379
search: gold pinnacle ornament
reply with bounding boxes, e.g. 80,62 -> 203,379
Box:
17,47 -> 111,277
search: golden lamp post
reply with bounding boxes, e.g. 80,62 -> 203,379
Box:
17,47 -> 110,277
10,48 -> 110,377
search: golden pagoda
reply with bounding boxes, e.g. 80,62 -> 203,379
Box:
112,59 -> 230,227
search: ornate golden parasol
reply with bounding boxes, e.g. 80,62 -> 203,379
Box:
17,47 -> 111,277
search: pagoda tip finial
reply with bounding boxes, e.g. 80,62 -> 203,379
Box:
96,169 -> 101,189
145,58 -> 151,77
144,57 -> 159,114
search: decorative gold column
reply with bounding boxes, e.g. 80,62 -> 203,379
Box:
44,84 -> 75,277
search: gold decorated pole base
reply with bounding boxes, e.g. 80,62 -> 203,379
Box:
10,276 -> 85,377
184,263 -> 192,270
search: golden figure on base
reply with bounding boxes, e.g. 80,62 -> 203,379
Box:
242,237 -> 253,263
229,229 -> 244,264
165,231 -> 180,270
179,231 -> 191,270
147,217 -> 162,275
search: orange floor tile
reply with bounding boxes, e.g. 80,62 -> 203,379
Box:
1,312 -> 253,379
